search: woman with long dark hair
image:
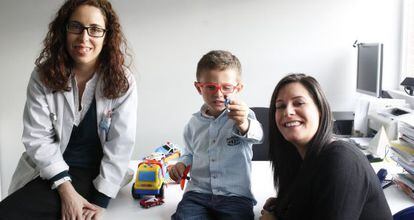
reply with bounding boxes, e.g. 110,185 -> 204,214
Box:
0,1 -> 137,219
260,74 -> 391,220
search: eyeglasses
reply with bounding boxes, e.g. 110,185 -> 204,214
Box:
195,82 -> 239,95
66,21 -> 106,38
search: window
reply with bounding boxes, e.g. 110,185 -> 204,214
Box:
138,171 -> 156,182
402,0 -> 414,78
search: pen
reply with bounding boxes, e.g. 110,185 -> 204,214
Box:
225,97 -> 231,112
382,181 -> 393,189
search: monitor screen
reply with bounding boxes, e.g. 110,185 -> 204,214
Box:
356,43 -> 383,97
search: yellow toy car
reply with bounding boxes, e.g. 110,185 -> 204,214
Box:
131,160 -> 164,199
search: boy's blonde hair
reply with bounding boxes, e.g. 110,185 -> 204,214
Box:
196,50 -> 242,81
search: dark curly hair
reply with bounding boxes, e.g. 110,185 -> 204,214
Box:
35,0 -> 130,99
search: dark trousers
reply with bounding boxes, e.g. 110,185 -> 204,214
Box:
0,167 -> 99,220
171,191 -> 254,220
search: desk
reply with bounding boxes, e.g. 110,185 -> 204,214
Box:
106,161 -> 275,220
105,160 -> 414,219
371,161 -> 414,214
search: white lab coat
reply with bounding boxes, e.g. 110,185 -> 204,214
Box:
8,68 -> 137,198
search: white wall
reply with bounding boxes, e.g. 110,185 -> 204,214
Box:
0,0 -> 402,198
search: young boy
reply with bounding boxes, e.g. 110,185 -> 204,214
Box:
169,50 -> 263,220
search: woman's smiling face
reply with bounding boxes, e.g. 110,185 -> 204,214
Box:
275,82 -> 320,149
66,5 -> 106,69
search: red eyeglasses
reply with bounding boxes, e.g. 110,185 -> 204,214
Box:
195,82 -> 239,95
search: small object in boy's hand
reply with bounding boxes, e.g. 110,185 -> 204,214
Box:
180,165 -> 191,190
225,98 -> 231,112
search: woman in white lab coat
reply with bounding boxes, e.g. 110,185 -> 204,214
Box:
0,0 -> 137,219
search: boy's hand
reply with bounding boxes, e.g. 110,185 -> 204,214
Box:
168,162 -> 186,182
227,99 -> 249,135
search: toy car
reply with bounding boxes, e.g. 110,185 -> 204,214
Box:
154,142 -> 181,163
155,142 -> 179,155
131,160 -> 164,199
143,151 -> 180,164
143,152 -> 165,161
139,197 -> 164,208
164,151 -> 180,163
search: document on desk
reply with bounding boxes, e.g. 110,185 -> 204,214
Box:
399,124 -> 414,147
354,99 -> 370,134
391,155 -> 414,175
393,173 -> 414,199
349,137 -> 372,150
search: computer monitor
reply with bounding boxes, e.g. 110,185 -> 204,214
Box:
356,43 -> 383,97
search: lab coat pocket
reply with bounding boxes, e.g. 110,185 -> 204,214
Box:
8,152 -> 39,194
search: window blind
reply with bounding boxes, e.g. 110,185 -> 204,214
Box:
403,0 -> 414,77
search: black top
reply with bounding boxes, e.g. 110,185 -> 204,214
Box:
64,99 -> 103,168
51,99 -> 110,208
275,140 -> 392,220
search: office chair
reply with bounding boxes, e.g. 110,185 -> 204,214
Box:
332,111 -> 354,136
393,206 -> 414,220
251,107 -> 269,161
